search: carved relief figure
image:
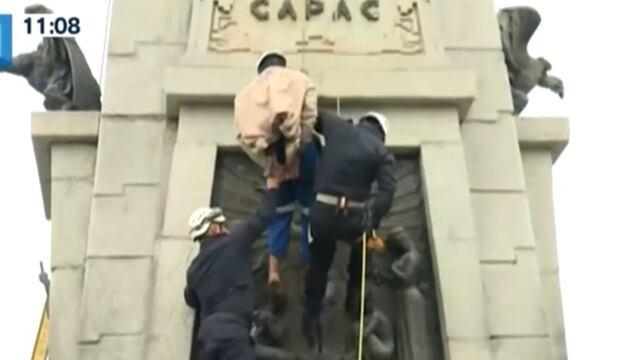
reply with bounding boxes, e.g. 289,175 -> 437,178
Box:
0,4 -> 102,111
498,6 -> 564,115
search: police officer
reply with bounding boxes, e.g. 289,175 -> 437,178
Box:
303,110 -> 397,344
184,176 -> 280,360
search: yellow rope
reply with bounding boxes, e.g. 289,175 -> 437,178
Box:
356,232 -> 368,360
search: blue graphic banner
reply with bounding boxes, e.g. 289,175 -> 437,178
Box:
0,14 -> 12,70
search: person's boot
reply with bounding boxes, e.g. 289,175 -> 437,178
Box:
302,311 -> 323,352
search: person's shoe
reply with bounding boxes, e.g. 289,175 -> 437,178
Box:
268,280 -> 287,316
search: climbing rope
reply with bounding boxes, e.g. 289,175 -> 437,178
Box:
357,232 -> 368,360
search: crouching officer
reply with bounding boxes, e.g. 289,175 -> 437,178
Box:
303,110 -> 397,346
184,176 -> 281,360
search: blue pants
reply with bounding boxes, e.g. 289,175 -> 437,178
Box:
266,142 -> 319,264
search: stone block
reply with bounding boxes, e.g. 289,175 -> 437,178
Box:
482,250 -> 548,336
51,145 -> 97,179
147,241 -> 199,359
103,45 -> 183,114
87,186 -> 162,257
79,335 -> 145,360
49,268 -> 83,360
522,150 -> 559,271
337,104 -> 461,146
492,338 -> 553,360
471,191 -> 536,262
541,271 -> 567,360
462,115 -> 527,191
177,106 -> 236,145
79,258 -> 152,341
162,143 -> 218,238
448,338 -> 491,360
108,0 -> 191,54
446,49 -> 513,121
93,117 -> 168,194
438,0 -> 502,49
51,179 -> 94,267
419,142 -> 488,340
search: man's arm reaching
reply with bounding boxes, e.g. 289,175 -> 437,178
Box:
300,85 -> 318,143
233,178 -> 280,252
314,109 -> 348,136
371,152 -> 397,229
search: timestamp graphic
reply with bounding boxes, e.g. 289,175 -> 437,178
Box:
24,14 -> 81,36
0,14 -> 11,70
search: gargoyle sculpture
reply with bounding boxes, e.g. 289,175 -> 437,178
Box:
0,4 -> 101,111
498,6 -> 564,115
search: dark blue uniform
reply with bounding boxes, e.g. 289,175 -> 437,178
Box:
184,190 -> 278,360
305,111 -> 397,318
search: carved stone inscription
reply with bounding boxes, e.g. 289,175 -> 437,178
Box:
250,0 -> 380,22
209,0 -> 425,55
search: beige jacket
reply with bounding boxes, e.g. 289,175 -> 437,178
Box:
234,67 -> 317,180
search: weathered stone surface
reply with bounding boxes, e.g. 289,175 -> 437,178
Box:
108,0 -> 191,54
87,186 -> 162,256
147,241 -> 199,359
50,268 -> 83,360
541,271 -> 567,360
448,338 -> 492,360
446,49 -> 512,121
93,117 -> 168,194
51,179 -> 94,267
517,117 -> 570,163
419,142 -> 488,341
338,105 -> 461,145
439,0 -> 502,49
162,143 -> 218,238
51,144 -> 97,179
471,191 -> 536,262
79,335 -> 145,360
80,258 -> 152,341
177,106 -> 235,144
492,338 -> 553,360
462,115 -> 526,191
103,45 -> 183,114
522,150 -> 559,271
482,250 -> 548,336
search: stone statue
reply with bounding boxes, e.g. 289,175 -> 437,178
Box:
0,4 -> 102,111
498,6 -> 564,115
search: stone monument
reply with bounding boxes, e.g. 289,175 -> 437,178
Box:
31,0 -> 569,359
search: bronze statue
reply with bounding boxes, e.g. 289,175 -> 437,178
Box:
498,6 -> 564,115
0,4 -> 101,111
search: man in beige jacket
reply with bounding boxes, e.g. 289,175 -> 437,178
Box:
234,51 -> 320,311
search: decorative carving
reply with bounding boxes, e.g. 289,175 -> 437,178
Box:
208,0 -> 425,55
0,4 -> 102,111
278,0 -> 298,21
498,6 -> 565,115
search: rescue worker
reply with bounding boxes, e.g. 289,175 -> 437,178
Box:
234,50 -> 319,304
184,176 -> 281,360
303,110 -> 397,345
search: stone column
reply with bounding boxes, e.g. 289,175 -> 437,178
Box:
147,105 -> 236,359
518,118 -> 570,360
462,114 -> 553,360
31,112 -> 100,360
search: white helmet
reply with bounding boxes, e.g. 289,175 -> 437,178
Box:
188,207 -> 226,241
361,111 -> 389,138
256,50 -> 286,72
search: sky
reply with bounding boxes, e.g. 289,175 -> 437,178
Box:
0,0 -> 639,359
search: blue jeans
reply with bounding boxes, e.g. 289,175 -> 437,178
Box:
266,142 -> 319,264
